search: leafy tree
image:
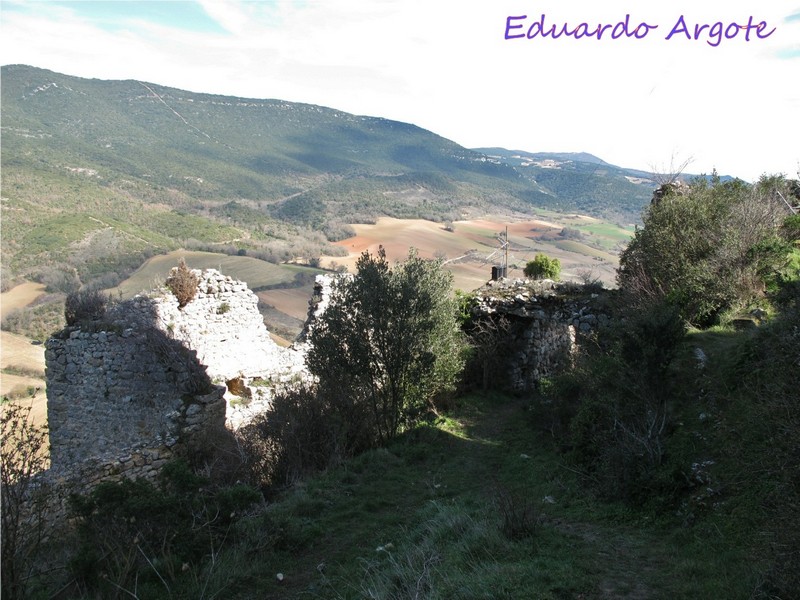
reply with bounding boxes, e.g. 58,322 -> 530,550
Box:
618,176 -> 797,326
524,254 -> 561,280
306,247 -> 465,443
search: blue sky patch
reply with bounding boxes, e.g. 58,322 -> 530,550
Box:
26,1 -> 229,34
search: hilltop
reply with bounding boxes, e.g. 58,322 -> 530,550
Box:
2,64 -> 670,287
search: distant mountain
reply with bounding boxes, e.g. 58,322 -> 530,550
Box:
1,64 -> 677,284
477,149 -> 611,167
481,148 -> 661,221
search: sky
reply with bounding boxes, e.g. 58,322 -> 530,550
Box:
1,0 -> 799,181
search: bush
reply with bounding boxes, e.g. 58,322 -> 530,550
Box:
544,301 -> 686,501
238,383 -> 374,490
307,248 -> 466,443
165,258 -> 199,308
64,288 -> 109,326
2,300 -> 66,342
733,307 -> 800,595
68,461 -> 260,596
1,403 -> 50,599
524,254 -> 561,280
618,175 -> 794,326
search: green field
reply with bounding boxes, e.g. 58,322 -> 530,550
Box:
575,222 -> 635,241
113,251 -> 320,299
574,222 -> 635,251
554,240 -> 618,261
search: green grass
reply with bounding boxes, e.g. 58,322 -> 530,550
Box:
113,250 -> 321,298
30,386 -> 780,598
177,393 -> 762,599
574,222 -> 635,251
554,240 -> 617,261
575,222 -> 635,241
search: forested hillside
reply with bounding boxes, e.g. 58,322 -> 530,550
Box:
2,65 -> 659,291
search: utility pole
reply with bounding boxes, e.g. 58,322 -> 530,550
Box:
504,226 -> 509,276
491,225 -> 510,280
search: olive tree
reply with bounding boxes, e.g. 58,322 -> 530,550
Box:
306,247 -> 465,443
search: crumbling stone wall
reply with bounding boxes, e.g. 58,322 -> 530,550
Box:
45,314 -> 226,481
470,278 -> 611,392
45,268 -> 304,483
152,270 -> 302,382
43,268 -> 608,490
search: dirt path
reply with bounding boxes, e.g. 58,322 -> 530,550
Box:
458,396 -> 667,599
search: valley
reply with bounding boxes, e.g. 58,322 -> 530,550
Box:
1,65 -> 646,435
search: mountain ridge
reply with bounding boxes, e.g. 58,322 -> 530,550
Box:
0,64 -> 720,289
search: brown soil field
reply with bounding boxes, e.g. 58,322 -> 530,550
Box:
326,217 -> 620,291
1,284 -> 49,426
1,281 -> 46,319
258,286 -> 315,321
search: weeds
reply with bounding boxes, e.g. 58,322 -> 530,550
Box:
1,402 -> 50,599
494,484 -> 542,541
165,259 -> 199,309
64,288 -> 110,326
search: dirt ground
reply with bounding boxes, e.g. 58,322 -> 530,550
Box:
324,217 -> 619,291
1,281 -> 46,320
1,283 -> 48,426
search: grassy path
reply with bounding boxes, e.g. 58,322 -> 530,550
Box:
236,394 -> 692,599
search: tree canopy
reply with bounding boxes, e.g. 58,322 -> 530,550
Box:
306,247 -> 465,442
524,254 -> 561,280
618,175 -> 799,326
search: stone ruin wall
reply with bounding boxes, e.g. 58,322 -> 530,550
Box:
470,278 -> 611,392
45,327 -> 225,480
43,270 -> 609,493
45,268 -> 305,488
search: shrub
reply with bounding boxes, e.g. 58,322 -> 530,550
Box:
524,253 -> 561,280
618,175 -> 794,326
64,288 -> 109,326
307,248 -> 466,443
545,301 -> 686,501
238,383 -> 375,490
67,461 -> 260,596
1,403 -> 50,599
165,258 -> 198,308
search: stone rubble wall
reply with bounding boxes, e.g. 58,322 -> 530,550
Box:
43,269 -> 609,495
471,278 -> 611,392
44,268 -> 304,486
45,324 -> 227,480
149,270 -> 302,382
